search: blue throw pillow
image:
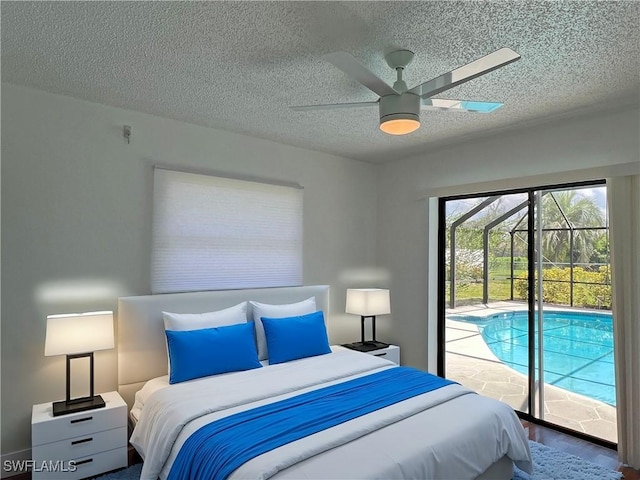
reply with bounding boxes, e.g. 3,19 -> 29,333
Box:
166,322 -> 262,384
262,311 -> 331,365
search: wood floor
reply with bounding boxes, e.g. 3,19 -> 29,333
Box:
521,420 -> 640,479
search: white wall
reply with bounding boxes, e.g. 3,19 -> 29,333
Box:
0,84 -> 379,457
377,106 -> 640,371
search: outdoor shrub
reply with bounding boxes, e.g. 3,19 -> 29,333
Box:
514,266 -> 610,309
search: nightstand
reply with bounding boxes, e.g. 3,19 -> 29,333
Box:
32,391 -> 127,479
342,344 -> 400,365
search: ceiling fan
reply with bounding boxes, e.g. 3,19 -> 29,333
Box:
291,48 -> 521,135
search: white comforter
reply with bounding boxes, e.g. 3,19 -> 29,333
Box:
131,348 -> 532,480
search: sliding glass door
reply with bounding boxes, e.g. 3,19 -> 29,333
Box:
442,191 -> 531,415
439,181 -> 615,445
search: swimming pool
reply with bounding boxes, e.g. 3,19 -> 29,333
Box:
449,310 -> 615,406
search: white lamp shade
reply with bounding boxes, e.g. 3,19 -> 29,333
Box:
345,289 -> 391,316
45,311 -> 114,356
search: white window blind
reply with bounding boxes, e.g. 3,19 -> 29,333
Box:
151,168 -> 303,294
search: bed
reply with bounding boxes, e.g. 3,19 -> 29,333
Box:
118,285 -> 532,480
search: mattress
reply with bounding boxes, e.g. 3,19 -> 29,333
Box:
130,347 -> 532,480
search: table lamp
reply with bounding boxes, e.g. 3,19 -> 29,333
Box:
45,311 -> 114,416
345,288 -> 391,350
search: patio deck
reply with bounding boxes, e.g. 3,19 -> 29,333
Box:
445,302 -> 617,443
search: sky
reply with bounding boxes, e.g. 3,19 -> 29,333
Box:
446,185 -> 607,227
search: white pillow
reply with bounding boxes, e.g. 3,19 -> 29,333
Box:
250,297 -> 317,360
162,302 -> 248,331
162,302 -> 248,374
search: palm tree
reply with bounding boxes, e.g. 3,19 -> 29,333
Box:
540,190 -> 605,264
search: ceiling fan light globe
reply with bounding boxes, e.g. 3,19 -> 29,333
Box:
379,92 -> 421,135
380,117 -> 420,135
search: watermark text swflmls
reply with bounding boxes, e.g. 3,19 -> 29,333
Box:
3,459 -> 78,473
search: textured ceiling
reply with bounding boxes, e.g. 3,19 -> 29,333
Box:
2,1 -> 639,163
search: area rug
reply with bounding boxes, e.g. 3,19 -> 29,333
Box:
96,440 -> 622,480
513,440 -> 622,480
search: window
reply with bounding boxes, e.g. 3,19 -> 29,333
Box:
151,168 -> 303,293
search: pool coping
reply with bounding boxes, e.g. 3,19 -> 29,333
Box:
445,301 -> 617,443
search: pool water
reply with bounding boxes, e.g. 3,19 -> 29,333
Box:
451,310 -> 616,406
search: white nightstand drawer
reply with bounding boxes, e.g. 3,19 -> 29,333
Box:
32,426 -> 127,462
32,393 -> 127,445
32,446 -> 127,480
367,345 -> 400,365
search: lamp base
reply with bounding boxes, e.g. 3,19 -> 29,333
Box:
342,341 -> 390,353
52,395 -> 106,417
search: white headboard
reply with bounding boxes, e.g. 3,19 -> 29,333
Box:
117,285 -> 330,408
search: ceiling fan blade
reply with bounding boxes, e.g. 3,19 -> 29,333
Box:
290,101 -> 378,111
323,52 -> 398,97
409,48 -> 520,99
422,99 -> 503,113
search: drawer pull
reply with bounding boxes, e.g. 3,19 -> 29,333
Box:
71,437 -> 93,445
70,416 -> 93,424
74,458 -> 93,466
374,352 -> 387,357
